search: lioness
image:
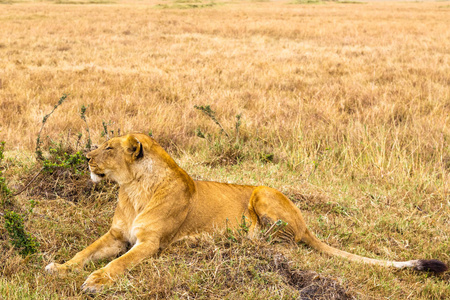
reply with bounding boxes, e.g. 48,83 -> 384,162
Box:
45,133 -> 447,293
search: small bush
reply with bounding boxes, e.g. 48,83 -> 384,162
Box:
42,145 -> 87,175
4,210 -> 39,256
25,97 -> 117,202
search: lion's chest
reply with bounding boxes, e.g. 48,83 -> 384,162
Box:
113,189 -> 151,246
112,214 -> 139,246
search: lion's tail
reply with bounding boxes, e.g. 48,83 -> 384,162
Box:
301,228 -> 448,273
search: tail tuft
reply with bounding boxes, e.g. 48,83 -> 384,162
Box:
414,259 -> 448,273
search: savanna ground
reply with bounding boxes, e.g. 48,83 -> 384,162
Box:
0,0 -> 449,298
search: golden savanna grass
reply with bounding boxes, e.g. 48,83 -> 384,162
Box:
0,0 -> 449,299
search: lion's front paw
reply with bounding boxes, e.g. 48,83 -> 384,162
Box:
81,269 -> 113,294
45,262 -> 68,275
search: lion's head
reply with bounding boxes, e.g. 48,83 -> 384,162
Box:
86,133 -> 150,184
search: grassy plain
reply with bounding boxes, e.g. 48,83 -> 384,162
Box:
0,0 -> 449,299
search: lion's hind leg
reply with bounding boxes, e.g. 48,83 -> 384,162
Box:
247,186 -> 307,243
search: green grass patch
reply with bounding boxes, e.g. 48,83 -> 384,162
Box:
155,0 -> 220,9
291,0 -> 364,4
54,0 -> 116,4
292,0 -> 325,4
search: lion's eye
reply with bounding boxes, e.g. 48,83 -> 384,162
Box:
105,146 -> 113,150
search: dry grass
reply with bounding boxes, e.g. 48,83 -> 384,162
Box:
0,0 -> 449,299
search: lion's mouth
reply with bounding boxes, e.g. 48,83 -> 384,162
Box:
90,172 -> 106,183
88,164 -> 106,181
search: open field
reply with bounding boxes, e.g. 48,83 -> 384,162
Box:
0,0 -> 449,299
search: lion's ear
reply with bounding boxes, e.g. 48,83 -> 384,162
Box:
126,136 -> 144,160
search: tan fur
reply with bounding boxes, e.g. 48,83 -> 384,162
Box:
44,133 -> 447,293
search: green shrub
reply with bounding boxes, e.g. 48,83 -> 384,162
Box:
42,146 -> 87,175
4,210 -> 39,256
1,142 -> 40,257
